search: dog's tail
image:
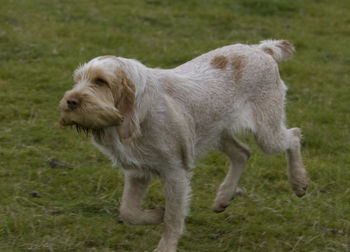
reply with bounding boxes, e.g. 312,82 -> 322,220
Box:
258,40 -> 295,62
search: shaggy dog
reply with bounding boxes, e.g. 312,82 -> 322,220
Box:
59,40 -> 308,252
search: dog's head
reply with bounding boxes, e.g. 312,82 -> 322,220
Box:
59,56 -> 140,142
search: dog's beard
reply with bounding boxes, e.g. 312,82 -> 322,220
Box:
59,105 -> 123,136
73,123 -> 104,137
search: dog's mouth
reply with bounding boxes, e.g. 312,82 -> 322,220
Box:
58,95 -> 124,137
72,122 -> 101,136
59,118 -> 106,136
59,102 -> 123,123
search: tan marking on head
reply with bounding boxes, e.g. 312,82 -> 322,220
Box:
231,55 -> 246,83
87,67 -> 110,84
211,55 -> 228,69
114,70 -> 136,115
263,47 -> 275,59
98,55 -> 118,61
110,69 -> 125,105
74,64 -> 109,84
111,69 -> 140,143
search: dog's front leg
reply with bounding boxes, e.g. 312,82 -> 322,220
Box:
155,168 -> 191,252
120,174 -> 164,225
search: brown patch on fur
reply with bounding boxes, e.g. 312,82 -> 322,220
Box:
109,70 -> 134,108
211,55 -> 228,69
276,40 -> 294,57
117,74 -> 135,115
263,47 -> 275,59
88,67 -> 109,83
231,55 -> 246,83
112,69 -> 140,143
74,66 -> 108,84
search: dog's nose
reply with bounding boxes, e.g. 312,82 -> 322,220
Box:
67,97 -> 80,110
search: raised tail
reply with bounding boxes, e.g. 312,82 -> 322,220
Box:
258,40 -> 295,62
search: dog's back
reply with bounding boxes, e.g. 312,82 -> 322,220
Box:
166,41 -> 294,149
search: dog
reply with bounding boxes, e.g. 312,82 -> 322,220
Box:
59,40 -> 308,252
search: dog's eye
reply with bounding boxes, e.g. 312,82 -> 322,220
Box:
94,78 -> 108,86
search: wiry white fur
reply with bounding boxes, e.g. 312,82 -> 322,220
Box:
257,39 -> 295,62
66,40 -> 307,252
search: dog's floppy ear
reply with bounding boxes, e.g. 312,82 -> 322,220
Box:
113,70 -> 141,143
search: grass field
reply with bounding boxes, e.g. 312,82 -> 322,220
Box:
1,0 -> 349,251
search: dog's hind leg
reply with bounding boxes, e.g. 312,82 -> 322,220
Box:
120,174 -> 164,225
286,128 -> 308,197
212,131 -> 250,213
252,93 -> 308,197
256,125 -> 308,197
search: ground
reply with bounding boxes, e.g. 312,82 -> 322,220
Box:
0,0 -> 349,251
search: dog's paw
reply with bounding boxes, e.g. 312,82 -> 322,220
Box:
212,202 -> 229,213
292,178 -> 308,197
212,187 -> 245,213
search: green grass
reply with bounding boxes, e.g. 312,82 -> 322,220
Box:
1,0 -> 349,251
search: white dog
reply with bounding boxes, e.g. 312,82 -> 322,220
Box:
59,40 -> 308,252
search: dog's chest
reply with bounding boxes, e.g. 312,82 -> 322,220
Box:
92,128 -> 142,170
